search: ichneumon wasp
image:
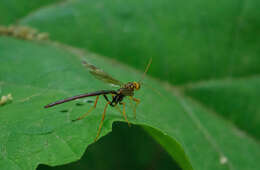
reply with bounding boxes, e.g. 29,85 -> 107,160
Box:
44,58 -> 152,141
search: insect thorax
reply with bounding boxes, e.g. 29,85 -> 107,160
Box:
118,82 -> 135,96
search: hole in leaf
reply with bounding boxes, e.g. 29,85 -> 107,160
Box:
37,123 -> 181,170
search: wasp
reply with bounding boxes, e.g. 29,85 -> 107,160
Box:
44,58 -> 152,141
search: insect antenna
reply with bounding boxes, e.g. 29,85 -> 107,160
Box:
139,58 -> 152,84
142,82 -> 164,98
138,58 -> 164,98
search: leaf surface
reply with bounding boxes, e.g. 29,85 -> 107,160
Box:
13,0 -> 260,141
19,0 -> 260,84
181,77 -> 260,140
0,37 -> 260,170
1,0 -> 260,145
0,0 -> 61,25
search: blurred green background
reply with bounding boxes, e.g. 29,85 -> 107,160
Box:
1,0 -> 260,169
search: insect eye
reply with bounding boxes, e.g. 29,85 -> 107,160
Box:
133,82 -> 140,90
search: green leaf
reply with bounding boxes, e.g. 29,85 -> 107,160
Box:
18,0 -> 260,85
0,0 -> 62,25
1,37 -> 260,170
1,0 -> 259,146
13,0 -> 260,141
180,77 -> 260,140
38,123 -> 182,170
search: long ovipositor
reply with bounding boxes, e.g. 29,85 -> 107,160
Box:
44,90 -> 116,108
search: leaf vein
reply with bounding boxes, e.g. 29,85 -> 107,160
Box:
177,96 -> 234,170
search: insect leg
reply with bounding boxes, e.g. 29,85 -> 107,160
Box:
72,96 -> 99,121
129,97 -> 140,119
116,103 -> 131,127
103,94 -> 111,102
95,101 -> 110,141
103,94 -> 115,106
128,98 -> 135,113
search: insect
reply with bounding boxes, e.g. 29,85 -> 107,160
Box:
44,58 -> 152,141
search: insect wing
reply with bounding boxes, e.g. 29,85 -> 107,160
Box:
82,61 -> 123,87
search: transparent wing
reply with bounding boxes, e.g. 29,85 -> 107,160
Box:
82,61 -> 123,87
